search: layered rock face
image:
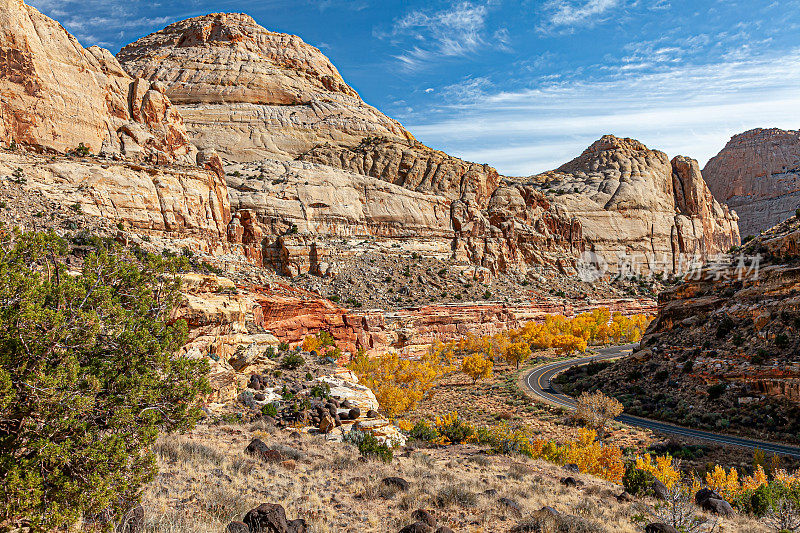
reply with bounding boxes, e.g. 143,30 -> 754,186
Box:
567,216 -> 800,442
0,0 -> 197,164
704,128 -> 800,238
531,135 -> 740,274
117,13 -> 412,162
299,137 -> 499,203
0,150 -> 230,241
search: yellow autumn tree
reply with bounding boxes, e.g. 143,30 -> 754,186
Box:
504,341 -> 532,368
462,352 -> 493,384
552,334 -> 588,355
347,350 -> 450,416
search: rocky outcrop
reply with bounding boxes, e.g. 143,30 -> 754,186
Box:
703,128 -> 800,238
299,137 -> 499,203
565,216 -> 800,443
531,135 -> 740,274
117,13 -> 412,162
0,150 -> 230,240
0,0 -> 197,164
451,183 -> 584,275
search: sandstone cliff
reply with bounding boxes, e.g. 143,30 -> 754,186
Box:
561,215 -> 800,443
531,135 -> 740,273
117,13 -> 413,162
0,149 -> 230,242
703,128 -> 800,238
0,0 -> 198,164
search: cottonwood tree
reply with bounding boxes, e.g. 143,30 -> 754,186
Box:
573,390 -> 623,435
462,352 -> 493,384
0,230 -> 209,530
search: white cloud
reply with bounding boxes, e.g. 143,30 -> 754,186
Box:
540,0 -> 621,32
378,2 -> 504,71
405,50 -> 800,175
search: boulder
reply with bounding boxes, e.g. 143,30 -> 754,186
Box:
382,477 -> 410,491
318,412 -> 336,434
694,488 -> 722,506
410,509 -> 437,527
700,497 -> 734,516
245,439 -> 283,463
562,463 -> 580,474
498,497 -> 521,514
651,479 -> 669,500
243,503 -> 288,533
398,523 -> 433,533
645,524 -> 679,533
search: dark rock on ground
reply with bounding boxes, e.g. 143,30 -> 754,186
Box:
498,497 -> 520,513
382,476 -> 410,491
651,479 -> 668,500
700,497 -> 734,516
399,523 -> 432,533
411,509 -> 437,527
695,488 -> 722,505
645,524 -> 679,533
245,439 -> 283,463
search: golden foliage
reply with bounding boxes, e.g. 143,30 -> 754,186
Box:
635,454 -> 681,488
477,424 -> 625,483
347,350 -> 452,416
462,352 -> 493,384
503,341 -> 532,368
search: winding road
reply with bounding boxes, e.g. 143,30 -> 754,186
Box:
524,344 -> 800,459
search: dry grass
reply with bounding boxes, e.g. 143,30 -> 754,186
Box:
414,352 -> 653,451
138,421 -> 774,532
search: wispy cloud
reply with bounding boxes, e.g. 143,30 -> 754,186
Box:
405,49 -> 800,175
377,1 -> 504,72
539,0 -> 621,32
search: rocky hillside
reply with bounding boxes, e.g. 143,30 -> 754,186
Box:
704,128 -> 800,238
0,0 -> 202,165
117,13 -> 413,162
559,215 -> 800,443
529,135 -> 740,274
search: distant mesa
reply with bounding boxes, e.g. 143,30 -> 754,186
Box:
704,127 -> 800,238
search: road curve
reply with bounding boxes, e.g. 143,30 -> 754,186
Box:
524,344 -> 800,459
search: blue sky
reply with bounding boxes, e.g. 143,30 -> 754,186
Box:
30,0 -> 800,176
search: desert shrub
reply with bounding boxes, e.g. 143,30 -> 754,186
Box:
343,430 -> 393,463
278,341 -> 290,352
263,346 -> 277,359
281,352 -> 305,369
716,315 -> 735,338
71,142 -> 91,157
707,383 -> 727,400
0,230 -> 209,530
436,484 -> 477,507
622,461 -> 656,496
261,403 -> 278,417
302,331 -> 335,354
434,412 -> 474,444
572,390 -> 623,433
309,383 -> 331,400
408,420 -> 439,442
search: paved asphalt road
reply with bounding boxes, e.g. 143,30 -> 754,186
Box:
524,344 -> 800,459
